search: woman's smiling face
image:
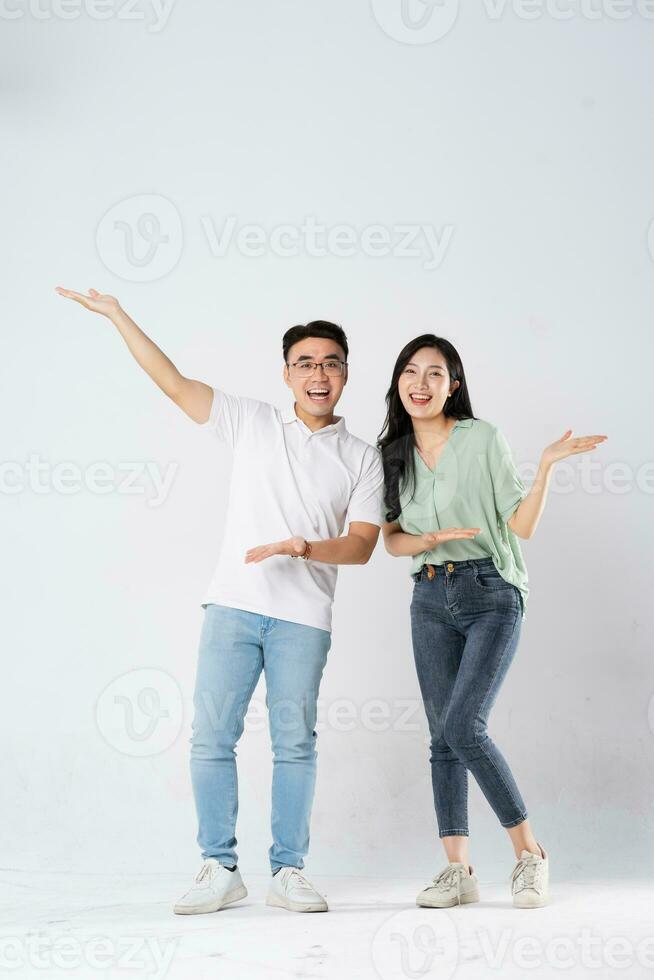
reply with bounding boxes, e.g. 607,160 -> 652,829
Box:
397,346 -> 459,421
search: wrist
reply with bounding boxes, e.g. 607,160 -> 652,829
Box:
108,305 -> 125,324
290,538 -> 312,559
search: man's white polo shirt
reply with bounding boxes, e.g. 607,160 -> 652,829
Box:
199,387 -> 385,633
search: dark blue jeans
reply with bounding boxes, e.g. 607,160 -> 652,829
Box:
410,556 -> 527,837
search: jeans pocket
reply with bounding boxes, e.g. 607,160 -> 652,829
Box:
473,565 -> 512,590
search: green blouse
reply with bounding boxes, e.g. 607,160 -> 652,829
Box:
398,418 -> 529,619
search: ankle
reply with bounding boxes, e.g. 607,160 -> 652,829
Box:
514,844 -> 543,860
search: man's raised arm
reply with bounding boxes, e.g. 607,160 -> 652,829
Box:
55,286 -> 213,424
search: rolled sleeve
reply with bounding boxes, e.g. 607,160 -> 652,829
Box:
488,426 -> 527,523
346,447 -> 386,526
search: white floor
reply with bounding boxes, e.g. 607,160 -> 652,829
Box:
2,870 -> 653,980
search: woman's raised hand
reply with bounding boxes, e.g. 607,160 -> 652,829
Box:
55,286 -> 121,319
541,430 -> 608,467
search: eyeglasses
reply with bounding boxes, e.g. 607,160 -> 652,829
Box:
287,359 -> 347,377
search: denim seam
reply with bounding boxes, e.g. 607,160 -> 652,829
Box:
231,651 -> 264,742
473,597 -> 520,742
226,646 -> 264,853
469,604 -> 525,824
501,812 -> 528,829
264,626 -> 329,872
473,731 -> 524,828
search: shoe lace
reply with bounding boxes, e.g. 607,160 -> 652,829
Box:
286,868 -> 313,890
431,864 -> 466,901
195,861 -> 218,884
511,854 -> 543,893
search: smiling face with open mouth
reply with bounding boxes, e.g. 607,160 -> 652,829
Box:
283,336 -> 348,426
398,345 -> 459,421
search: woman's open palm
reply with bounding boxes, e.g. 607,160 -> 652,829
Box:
542,429 -> 608,466
55,286 -> 120,318
422,527 -> 481,550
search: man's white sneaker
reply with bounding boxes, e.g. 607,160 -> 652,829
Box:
266,867 -> 328,912
511,843 -> 549,908
173,858 -> 247,914
416,862 -> 480,908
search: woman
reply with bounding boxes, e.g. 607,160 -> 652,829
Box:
377,335 -> 606,909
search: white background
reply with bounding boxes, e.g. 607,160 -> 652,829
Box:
2,0 -> 652,883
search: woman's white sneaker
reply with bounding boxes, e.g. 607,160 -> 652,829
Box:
266,867 -> 328,912
416,862 -> 480,908
511,843 -> 549,908
173,858 -> 247,914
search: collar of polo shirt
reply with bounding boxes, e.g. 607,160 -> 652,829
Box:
281,403 -> 347,435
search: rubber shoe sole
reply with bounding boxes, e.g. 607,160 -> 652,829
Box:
173,883 -> 248,915
416,885 -> 480,908
265,891 -> 328,913
513,891 -> 548,909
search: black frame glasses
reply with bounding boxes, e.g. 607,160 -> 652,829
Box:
287,358 -> 348,376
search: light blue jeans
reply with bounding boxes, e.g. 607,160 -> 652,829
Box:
189,603 -> 332,872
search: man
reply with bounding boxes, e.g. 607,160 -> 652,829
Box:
55,286 -> 385,914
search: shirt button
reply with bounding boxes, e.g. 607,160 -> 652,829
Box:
446,563 -> 454,572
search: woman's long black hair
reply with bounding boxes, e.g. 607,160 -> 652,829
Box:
376,335 -> 477,522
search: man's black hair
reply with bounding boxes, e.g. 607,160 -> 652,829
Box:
282,321 -> 349,364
